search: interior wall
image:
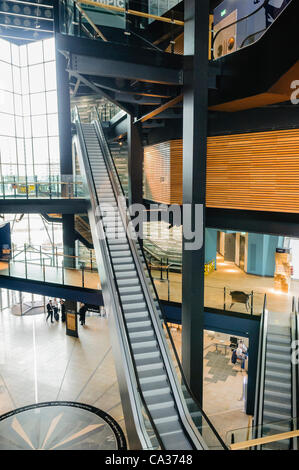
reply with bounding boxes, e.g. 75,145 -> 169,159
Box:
235,232 -> 240,266
224,232 -> 236,262
246,233 -> 284,277
205,228 -> 217,266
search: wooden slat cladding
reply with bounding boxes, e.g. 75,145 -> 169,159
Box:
144,141 -> 171,204
206,129 -> 299,213
170,140 -> 183,205
144,130 -> 299,213
144,140 -> 182,205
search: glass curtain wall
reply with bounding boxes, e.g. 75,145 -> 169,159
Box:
0,37 -> 59,179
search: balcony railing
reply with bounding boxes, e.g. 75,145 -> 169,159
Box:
0,175 -> 87,199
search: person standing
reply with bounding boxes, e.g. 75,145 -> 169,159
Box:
46,299 -> 54,323
78,302 -> 88,326
60,299 -> 66,322
53,298 -> 59,322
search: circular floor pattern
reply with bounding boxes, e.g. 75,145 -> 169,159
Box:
0,401 -> 127,450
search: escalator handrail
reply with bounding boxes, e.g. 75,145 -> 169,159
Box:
239,27 -> 267,48
211,0 -> 292,59
92,117 -> 204,451
295,302 -> 299,449
253,294 -> 268,443
93,108 -> 227,450
291,304 -> 298,449
74,108 -> 164,450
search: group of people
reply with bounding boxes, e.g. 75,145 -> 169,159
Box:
46,298 -> 66,323
46,299 -> 88,326
231,340 -> 248,370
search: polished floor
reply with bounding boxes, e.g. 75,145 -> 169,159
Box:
0,309 -> 124,442
153,254 -> 298,316
169,327 -> 249,443
0,307 -> 248,448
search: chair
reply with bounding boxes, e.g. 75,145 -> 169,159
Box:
230,336 -> 238,350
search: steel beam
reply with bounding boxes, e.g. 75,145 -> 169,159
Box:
0,199 -> 88,214
68,71 -> 134,115
181,0 -> 210,406
62,214 -> 76,268
69,53 -> 182,85
127,115 -> 143,207
56,50 -> 73,175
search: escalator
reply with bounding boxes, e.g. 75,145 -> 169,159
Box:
73,107 -> 226,450
254,302 -> 299,450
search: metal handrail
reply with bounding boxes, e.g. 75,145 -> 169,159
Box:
211,0 -> 292,60
240,28 -> 267,48
74,106 -> 162,450
92,114 -> 201,450
253,293 -> 268,447
293,299 -> 299,449
93,107 -> 227,449
291,300 -> 298,449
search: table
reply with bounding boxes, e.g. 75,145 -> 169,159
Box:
213,340 -> 230,355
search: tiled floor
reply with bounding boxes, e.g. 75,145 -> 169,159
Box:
0,309 -> 124,439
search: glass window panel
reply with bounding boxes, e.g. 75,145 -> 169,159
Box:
32,115 -> 47,137
20,45 -> 28,67
34,164 -> 50,178
18,165 -> 26,177
50,164 -> 60,177
17,138 -> 25,164
15,116 -> 23,138
14,94 -> 23,116
22,95 -> 30,117
0,113 -> 15,136
11,44 -> 20,66
25,139 -> 33,164
0,136 -> 16,163
1,164 -> 14,176
21,67 -> 29,94
0,61 -> 13,91
26,165 -> 34,177
49,136 -> 60,163
30,92 -> 46,115
28,41 -> 43,65
43,38 -> 55,62
29,64 -> 45,93
46,91 -> 58,113
0,90 -> 14,114
0,39 -> 11,63
47,114 -> 58,136
24,117 -> 32,138
33,137 -> 49,163
13,66 -> 21,94
44,61 -> 57,91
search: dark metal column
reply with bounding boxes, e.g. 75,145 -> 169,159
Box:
62,214 -> 76,268
55,48 -> 73,176
181,0 -> 210,405
127,114 -> 143,206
